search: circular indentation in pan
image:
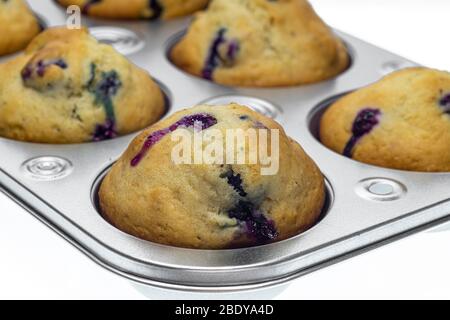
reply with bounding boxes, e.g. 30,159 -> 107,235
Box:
380,61 -> 417,76
355,178 -> 406,201
200,95 -> 282,119
91,165 -> 333,249
89,26 -> 145,55
21,156 -> 73,181
166,29 -> 353,87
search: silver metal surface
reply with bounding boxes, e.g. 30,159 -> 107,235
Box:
0,1 -> 449,292
201,95 -> 282,119
21,156 -> 73,181
356,178 -> 407,202
90,26 -> 146,55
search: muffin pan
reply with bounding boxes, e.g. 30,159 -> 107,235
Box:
1,1 -> 450,292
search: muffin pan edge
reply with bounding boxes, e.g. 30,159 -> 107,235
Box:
0,0 -> 449,292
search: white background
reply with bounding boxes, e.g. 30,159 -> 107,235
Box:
1,0 -> 450,300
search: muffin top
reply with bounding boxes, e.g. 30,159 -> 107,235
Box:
99,104 -> 325,249
0,0 -> 41,56
57,0 -> 209,20
0,27 -> 165,143
171,0 -> 349,87
320,67 -> 450,172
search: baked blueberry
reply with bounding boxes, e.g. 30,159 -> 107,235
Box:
81,0 -> 101,13
220,167 -> 247,197
21,59 -> 68,80
228,200 -> 278,242
439,93 -> 450,113
171,0 -> 349,87
131,113 -> 218,166
202,28 -> 240,80
148,0 -> 163,19
99,104 -> 325,249
0,27 -> 165,143
93,119 -> 117,141
321,67 -> 450,172
90,69 -> 122,121
343,108 -> 381,157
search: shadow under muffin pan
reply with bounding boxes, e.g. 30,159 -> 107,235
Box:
1,0 -> 450,292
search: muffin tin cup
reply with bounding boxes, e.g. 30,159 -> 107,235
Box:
1,1 -> 450,292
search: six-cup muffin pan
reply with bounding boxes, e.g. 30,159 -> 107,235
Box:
0,1 -> 450,292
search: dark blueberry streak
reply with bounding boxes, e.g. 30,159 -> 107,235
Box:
439,93 -> 450,114
21,59 -> 68,80
37,59 -> 68,77
220,169 -> 247,197
228,201 -> 278,242
82,0 -> 102,14
86,63 -> 97,88
21,66 -> 32,80
202,28 -> 227,80
87,66 -> 122,141
220,165 -> 278,242
148,0 -> 163,20
93,70 -> 121,120
202,28 -> 240,80
225,40 -> 240,62
130,113 -> 218,166
343,108 -> 381,157
93,119 -> 117,142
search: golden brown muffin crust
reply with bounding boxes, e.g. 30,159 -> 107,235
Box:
57,0 -> 209,20
320,67 -> 450,172
0,27 -> 165,143
171,0 -> 349,87
100,104 -> 325,249
0,0 -> 41,56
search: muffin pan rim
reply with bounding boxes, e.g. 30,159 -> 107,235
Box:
0,0 -> 449,291
1,166 -> 449,292
90,164 -> 335,250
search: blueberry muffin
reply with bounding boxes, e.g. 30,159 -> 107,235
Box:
0,0 -> 41,56
0,27 -> 165,143
99,104 -> 325,249
320,67 -> 450,172
170,0 -> 349,87
57,0 -> 209,20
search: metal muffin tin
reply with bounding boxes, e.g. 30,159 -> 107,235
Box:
0,1 -> 449,292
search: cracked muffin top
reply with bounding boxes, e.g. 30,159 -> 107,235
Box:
171,0 -> 349,87
99,103 -> 325,249
320,67 -> 450,172
0,0 -> 42,56
0,27 -> 165,143
57,0 -> 209,20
